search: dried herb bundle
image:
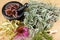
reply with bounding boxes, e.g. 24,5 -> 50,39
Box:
23,1 -> 60,40
24,0 -> 60,30
0,20 -> 19,40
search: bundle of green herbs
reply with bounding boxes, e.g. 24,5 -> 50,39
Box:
24,0 -> 60,30
23,0 -> 60,40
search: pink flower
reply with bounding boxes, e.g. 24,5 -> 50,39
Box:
13,26 -> 29,40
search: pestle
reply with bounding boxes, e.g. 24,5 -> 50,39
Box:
17,3 -> 29,12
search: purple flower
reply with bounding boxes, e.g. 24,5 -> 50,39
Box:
13,26 -> 29,40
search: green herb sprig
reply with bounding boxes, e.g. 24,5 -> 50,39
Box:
24,0 -> 60,40
24,0 -> 60,30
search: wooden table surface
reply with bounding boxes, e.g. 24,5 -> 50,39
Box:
0,0 -> 60,40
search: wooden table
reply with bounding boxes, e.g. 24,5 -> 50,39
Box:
0,0 -> 60,40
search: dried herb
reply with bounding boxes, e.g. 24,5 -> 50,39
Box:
23,0 -> 60,40
24,0 -> 60,30
0,20 -> 20,40
5,3 -> 19,17
32,31 -> 53,40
